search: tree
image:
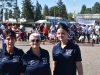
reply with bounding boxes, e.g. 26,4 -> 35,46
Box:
43,4 -> 49,19
61,4 -> 68,18
85,8 -> 92,14
0,0 -> 17,22
9,9 -> 13,18
4,9 -> 9,20
92,2 -> 100,14
12,6 -> 20,19
49,6 -> 59,16
68,13 -> 74,21
21,0 -> 34,20
57,0 -> 68,18
80,5 -> 86,14
34,0 -> 42,21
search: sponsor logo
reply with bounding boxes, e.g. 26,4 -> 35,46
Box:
12,56 -> 20,62
2,57 -> 8,62
42,58 -> 47,64
28,60 -> 38,66
65,49 -> 73,56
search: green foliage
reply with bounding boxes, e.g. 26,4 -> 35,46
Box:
4,9 -> 8,19
80,2 -> 100,14
9,10 -> 13,18
80,5 -> 86,14
92,2 -> 100,14
34,0 -> 42,21
43,4 -> 49,19
57,0 -> 68,18
49,6 -> 59,16
21,0 -> 34,20
85,8 -> 92,14
68,13 -> 74,21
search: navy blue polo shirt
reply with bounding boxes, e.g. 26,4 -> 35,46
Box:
0,47 -> 25,75
22,47 -> 50,75
52,42 -> 82,75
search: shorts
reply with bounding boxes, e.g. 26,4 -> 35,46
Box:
44,34 -> 48,39
40,33 -> 44,40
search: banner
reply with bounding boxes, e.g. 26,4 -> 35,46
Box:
76,18 -> 95,25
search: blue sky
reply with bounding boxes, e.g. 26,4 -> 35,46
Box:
18,0 -> 100,14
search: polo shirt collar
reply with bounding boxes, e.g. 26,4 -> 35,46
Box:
28,47 -> 43,57
58,41 -> 71,49
3,46 -> 18,55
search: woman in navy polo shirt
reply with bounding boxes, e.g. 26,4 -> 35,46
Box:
52,23 -> 83,75
0,29 -> 25,75
22,33 -> 51,75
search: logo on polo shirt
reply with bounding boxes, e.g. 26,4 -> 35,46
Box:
2,57 -> 8,62
42,58 -> 47,64
65,49 -> 73,56
12,56 -> 20,62
28,60 -> 39,66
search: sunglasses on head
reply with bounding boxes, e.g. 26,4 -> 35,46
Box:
31,39 -> 40,42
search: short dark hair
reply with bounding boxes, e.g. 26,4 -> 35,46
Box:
57,23 -> 69,32
4,29 -> 16,39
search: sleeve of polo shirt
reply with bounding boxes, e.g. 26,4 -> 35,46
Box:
21,54 -> 27,71
19,51 -> 26,73
52,46 -> 57,61
46,50 -> 50,67
74,45 -> 82,61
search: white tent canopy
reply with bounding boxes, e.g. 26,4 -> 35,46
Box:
34,20 -> 51,24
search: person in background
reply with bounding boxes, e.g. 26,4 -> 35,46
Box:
6,22 -> 12,30
87,25 -> 93,43
20,22 -> 25,32
22,33 -> 51,75
32,24 -> 36,31
48,30 -> 56,44
0,23 -> 5,32
0,29 -> 25,75
50,23 -> 56,32
27,29 -> 34,40
17,29 -> 24,41
0,28 -> 6,49
43,24 -> 49,44
39,23 -> 44,33
52,23 -> 83,75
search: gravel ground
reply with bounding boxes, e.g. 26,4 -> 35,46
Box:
0,41 -> 100,75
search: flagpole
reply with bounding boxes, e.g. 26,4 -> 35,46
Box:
74,0 -> 76,20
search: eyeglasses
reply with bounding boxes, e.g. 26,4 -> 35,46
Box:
31,39 -> 40,43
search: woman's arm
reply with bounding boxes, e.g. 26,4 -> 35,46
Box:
49,68 -> 52,75
20,73 -> 25,75
52,61 -> 57,75
76,61 -> 83,75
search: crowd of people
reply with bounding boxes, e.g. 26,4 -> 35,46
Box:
69,22 -> 100,45
0,23 -> 83,75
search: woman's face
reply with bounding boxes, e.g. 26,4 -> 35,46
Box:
56,28 -> 69,42
29,36 -> 41,49
4,36 -> 16,48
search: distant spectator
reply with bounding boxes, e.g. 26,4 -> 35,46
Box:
6,22 -> 12,30
48,30 -> 56,44
17,29 -> 24,41
14,25 -> 18,31
32,24 -> 36,30
39,23 -> 44,32
19,22 -> 25,31
50,23 -> 56,32
0,24 -> 5,32
0,28 -> 6,49
43,24 -> 49,44
91,30 -> 99,44
28,29 -> 34,40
